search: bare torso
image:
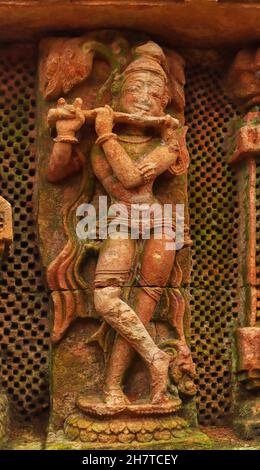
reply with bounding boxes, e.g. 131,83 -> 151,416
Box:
91,135 -> 162,205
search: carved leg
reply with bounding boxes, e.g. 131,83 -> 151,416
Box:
104,334 -> 134,402
94,285 -> 170,403
93,237 -> 136,405
104,291 -> 159,395
103,235 -> 176,404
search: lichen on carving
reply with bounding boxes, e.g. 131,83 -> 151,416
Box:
37,31 -> 196,446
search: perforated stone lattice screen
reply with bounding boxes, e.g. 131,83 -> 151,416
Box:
186,66 -> 240,425
0,45 -> 50,416
0,45 -> 240,424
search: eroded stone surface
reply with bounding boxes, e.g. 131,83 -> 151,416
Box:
37,31 -> 196,447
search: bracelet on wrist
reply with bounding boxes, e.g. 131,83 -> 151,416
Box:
54,135 -> 79,144
95,132 -> 118,146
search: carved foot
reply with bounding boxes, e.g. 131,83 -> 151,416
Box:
76,393 -> 181,416
77,394 -> 126,416
151,392 -> 177,406
150,350 -> 171,403
104,387 -> 130,407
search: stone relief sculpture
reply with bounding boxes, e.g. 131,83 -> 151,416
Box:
2,1 -> 260,454
0,197 -> 12,263
226,48 -> 260,438
37,32 -> 201,448
0,196 -> 12,446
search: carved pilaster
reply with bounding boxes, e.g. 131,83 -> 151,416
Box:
0,196 -> 12,447
0,197 -> 13,263
226,48 -> 260,438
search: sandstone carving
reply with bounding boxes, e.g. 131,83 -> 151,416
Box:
226,47 -> 260,438
0,196 -> 12,446
37,32 -> 196,447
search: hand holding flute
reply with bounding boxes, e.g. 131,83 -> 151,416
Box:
47,97 -> 180,144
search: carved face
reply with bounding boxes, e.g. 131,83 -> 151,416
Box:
120,71 -> 167,116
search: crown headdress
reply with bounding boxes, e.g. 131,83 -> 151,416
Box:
122,41 -> 169,84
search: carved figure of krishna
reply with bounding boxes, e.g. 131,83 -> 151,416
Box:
37,32 -> 198,446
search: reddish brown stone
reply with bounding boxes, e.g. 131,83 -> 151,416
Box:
237,327 -> 260,390
231,112 -> 260,164
226,48 -> 260,111
37,32 -> 195,446
0,196 -> 13,262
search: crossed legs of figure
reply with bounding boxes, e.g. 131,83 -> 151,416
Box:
94,234 -> 175,406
